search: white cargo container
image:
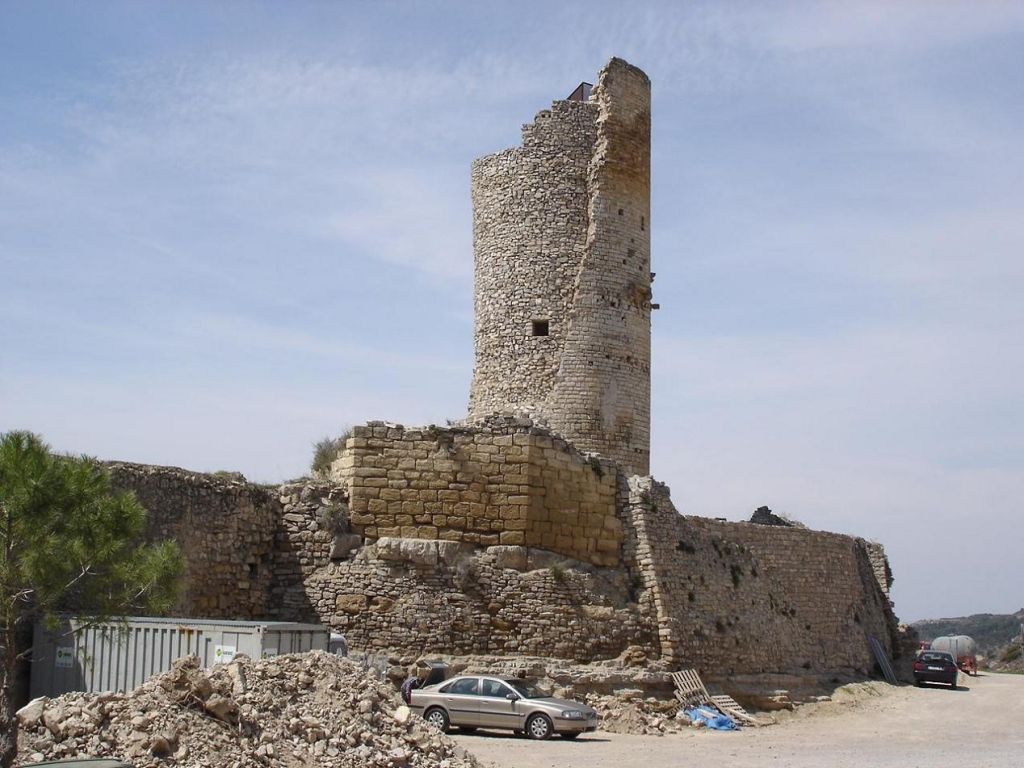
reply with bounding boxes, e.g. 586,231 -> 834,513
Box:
31,617 -> 332,699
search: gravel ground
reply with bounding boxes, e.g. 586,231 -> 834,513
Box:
453,672 -> 1024,768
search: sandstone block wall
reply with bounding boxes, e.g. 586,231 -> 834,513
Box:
271,482 -> 350,619
687,514 -> 900,657
468,58 -> 652,476
334,419 -> 622,567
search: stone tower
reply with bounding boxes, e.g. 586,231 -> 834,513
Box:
468,58 -> 652,475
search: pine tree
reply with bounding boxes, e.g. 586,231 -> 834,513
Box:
0,431 -> 183,767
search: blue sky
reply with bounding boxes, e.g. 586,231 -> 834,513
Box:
2,1 -> 1022,624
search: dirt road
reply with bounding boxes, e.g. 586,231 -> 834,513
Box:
453,672 -> 1024,768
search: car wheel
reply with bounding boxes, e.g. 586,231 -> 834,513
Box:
424,707 -> 450,733
560,732 -> 581,740
526,713 -> 553,740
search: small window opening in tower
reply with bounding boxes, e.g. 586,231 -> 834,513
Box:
532,319 -> 550,337
641,216 -> 646,231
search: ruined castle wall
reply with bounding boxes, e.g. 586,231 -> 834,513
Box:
468,58 -> 652,476
626,479 -> 899,678
337,420 -> 622,567
687,515 -> 900,651
108,464 -> 651,661
107,460 -> 900,678
545,58 -> 652,476
864,540 -> 894,596
277,539 -> 654,661
270,483 -> 350,620
105,463 -> 279,618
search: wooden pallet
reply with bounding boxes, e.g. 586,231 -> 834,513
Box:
709,694 -> 759,726
672,669 -> 759,726
671,669 -> 711,708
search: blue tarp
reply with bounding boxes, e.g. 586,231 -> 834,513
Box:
685,706 -> 739,730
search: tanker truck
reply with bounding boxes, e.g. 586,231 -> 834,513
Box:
929,635 -> 978,676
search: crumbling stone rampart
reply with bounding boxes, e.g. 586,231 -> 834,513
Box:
626,478 -> 899,677
105,460 -> 899,679
105,463 -> 278,618
864,540 -> 894,596
290,541 -> 653,661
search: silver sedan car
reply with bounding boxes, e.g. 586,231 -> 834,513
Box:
409,674 -> 600,739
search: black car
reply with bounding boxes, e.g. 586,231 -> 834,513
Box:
913,650 -> 959,688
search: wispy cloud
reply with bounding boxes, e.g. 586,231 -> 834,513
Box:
752,0 -> 1024,53
3,1 -> 1022,620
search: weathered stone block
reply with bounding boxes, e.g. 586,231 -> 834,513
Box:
330,534 -> 363,560
499,530 -> 526,546
336,594 -> 367,614
487,545 -> 528,570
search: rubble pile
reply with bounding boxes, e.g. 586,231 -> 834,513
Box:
585,694 -> 688,735
16,652 -> 480,768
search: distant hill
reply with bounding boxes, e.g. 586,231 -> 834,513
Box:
913,610 -> 1024,656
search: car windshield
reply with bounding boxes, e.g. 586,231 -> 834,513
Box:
506,679 -> 551,699
921,653 -> 951,663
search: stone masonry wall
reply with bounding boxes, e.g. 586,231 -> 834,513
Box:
109,466 -> 653,662
687,514 -> 901,654
333,419 -> 622,567
864,540 -> 894,597
274,536 -> 655,661
545,58 -> 652,477
105,463 -> 279,618
107,461 -> 900,678
468,58 -> 652,476
469,98 -> 596,418
626,478 -> 900,678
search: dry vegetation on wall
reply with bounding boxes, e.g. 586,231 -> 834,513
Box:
311,429 -> 352,477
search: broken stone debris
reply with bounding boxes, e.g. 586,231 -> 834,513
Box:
16,651 -> 480,768
587,693 -> 693,734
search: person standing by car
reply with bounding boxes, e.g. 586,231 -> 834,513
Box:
401,673 -> 423,704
